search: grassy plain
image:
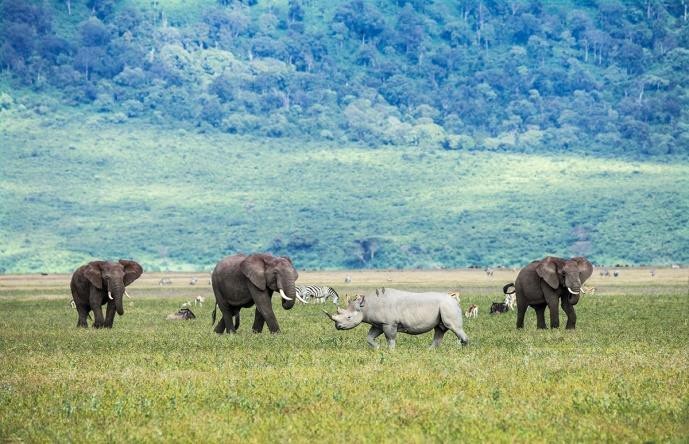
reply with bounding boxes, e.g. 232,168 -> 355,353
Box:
1,268 -> 688,442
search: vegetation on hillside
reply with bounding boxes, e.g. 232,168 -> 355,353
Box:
2,113 -> 688,272
1,0 -> 689,155
1,0 -> 688,272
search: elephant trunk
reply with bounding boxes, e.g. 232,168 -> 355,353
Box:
568,292 -> 580,305
280,281 -> 297,310
109,282 -> 125,315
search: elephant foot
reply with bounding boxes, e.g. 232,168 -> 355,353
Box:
565,324 -> 576,330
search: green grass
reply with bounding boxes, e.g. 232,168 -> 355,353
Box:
0,275 -> 688,442
2,110 -> 689,272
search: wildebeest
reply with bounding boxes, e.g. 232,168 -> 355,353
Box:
490,302 -> 509,314
166,308 -> 196,320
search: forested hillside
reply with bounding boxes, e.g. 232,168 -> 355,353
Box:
1,0 -> 689,272
2,0 -> 689,155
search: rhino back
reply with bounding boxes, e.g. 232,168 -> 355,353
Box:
363,289 -> 454,332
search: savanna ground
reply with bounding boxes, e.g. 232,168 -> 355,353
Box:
1,268 -> 688,442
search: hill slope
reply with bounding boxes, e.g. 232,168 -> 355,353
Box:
2,110 -> 688,272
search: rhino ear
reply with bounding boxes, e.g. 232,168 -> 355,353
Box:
355,295 -> 365,310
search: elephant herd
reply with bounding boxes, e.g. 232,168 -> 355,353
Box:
70,253 -> 594,341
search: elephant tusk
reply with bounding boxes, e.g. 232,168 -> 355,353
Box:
295,292 -> 309,304
567,287 -> 580,295
108,291 -> 113,300
279,289 -> 293,301
124,290 -> 132,299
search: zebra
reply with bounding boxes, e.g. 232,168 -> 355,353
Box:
296,285 -> 339,304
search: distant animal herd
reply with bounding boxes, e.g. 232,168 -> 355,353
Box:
69,254 -> 677,348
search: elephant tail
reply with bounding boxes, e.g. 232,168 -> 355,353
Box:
234,312 -> 240,330
211,302 -> 218,325
503,283 -> 516,294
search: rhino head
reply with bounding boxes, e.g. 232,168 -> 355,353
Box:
323,295 -> 365,330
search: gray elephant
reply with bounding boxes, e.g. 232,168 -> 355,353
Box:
511,256 -> 593,329
70,260 -> 143,328
211,253 -> 305,334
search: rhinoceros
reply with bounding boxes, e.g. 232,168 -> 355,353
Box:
323,288 -> 469,349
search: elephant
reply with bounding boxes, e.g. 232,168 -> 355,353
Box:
211,253 -> 306,334
70,260 -> 143,328
512,256 -> 593,329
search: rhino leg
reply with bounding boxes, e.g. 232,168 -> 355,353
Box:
366,325 -> 384,349
430,325 -> 447,348
382,325 -> 398,349
440,303 -> 470,346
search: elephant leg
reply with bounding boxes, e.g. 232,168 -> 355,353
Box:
533,303 -> 547,329
252,308 -> 265,333
430,326 -> 446,348
252,292 -> 280,333
89,290 -> 104,328
214,317 -> 226,334
76,305 -> 89,328
218,306 -> 237,334
516,298 -> 527,329
561,299 -> 577,329
367,325 -> 384,349
104,302 -> 116,328
540,283 -> 561,328
382,325 -> 398,349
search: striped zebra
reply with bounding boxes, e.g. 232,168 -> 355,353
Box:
296,285 -> 339,304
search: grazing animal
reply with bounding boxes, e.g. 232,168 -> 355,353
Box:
344,275 -> 352,283
159,278 -> 172,286
671,264 -> 680,269
211,253 -> 304,334
581,286 -> 596,295
190,277 -> 198,285
70,260 -> 143,328
166,308 -> 196,320
511,256 -> 593,329
465,304 -> 478,318
613,271 -> 619,277
296,285 -> 340,304
490,302 -> 509,314
650,269 -> 656,277
323,290 -> 469,349
484,268 -> 494,277
195,295 -> 206,306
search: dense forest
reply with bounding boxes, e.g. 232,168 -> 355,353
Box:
2,0 -> 689,272
2,0 -> 689,155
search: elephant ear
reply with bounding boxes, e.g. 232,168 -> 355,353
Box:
240,255 -> 266,290
536,257 -> 559,289
120,259 -> 143,286
84,261 -> 104,289
573,257 -> 593,284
